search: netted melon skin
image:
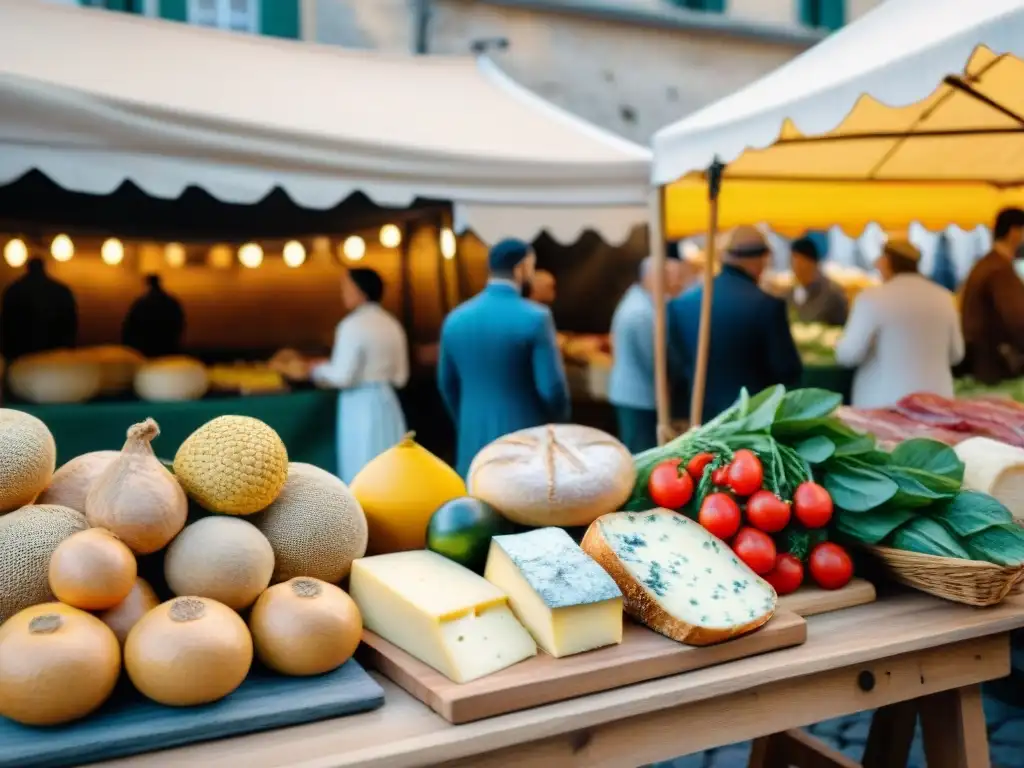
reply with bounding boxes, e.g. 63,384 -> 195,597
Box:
173,416 -> 288,515
252,463 -> 368,584
0,504 -> 89,622
0,410 -> 57,514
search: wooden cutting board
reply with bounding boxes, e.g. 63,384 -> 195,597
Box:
0,660 -> 384,768
358,610 -> 806,724
778,578 -> 876,617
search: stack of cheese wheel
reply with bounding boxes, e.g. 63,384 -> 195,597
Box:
134,356 -> 209,402
7,351 -> 103,404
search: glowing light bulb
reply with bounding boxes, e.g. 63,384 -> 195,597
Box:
100,238 -> 124,266
343,235 -> 366,262
379,224 -> 402,248
165,243 -> 186,268
238,243 -> 263,269
3,238 -> 28,267
208,245 -> 234,269
282,240 -> 306,267
51,234 -> 74,262
440,228 -> 457,260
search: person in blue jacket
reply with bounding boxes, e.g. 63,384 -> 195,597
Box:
438,239 -> 570,476
668,226 -> 803,422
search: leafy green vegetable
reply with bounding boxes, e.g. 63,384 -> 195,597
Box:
822,458 -> 899,512
832,434 -> 877,458
776,389 -> 843,423
835,506 -> 915,545
736,385 -> 786,432
779,526 -> 828,560
794,435 -> 835,464
930,491 -> 1014,538
888,439 -> 965,483
964,523 -> 1024,567
889,517 -> 971,559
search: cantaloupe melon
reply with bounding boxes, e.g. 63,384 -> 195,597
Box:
0,504 -> 88,623
163,517 -> 275,611
125,596 -> 253,706
248,578 -> 362,676
7,351 -> 103,404
173,416 -> 288,515
134,357 -> 209,402
252,462 -> 367,584
0,602 -> 121,726
37,450 -> 119,512
48,527 -> 137,611
0,409 -> 57,514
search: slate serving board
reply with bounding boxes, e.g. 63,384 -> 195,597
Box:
0,659 -> 385,768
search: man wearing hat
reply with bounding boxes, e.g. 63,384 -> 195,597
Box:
438,238 -> 570,476
787,236 -> 848,326
835,238 -> 963,408
667,226 -> 803,421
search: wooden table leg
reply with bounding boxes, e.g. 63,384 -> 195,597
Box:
749,731 -> 860,768
863,701 -> 918,768
919,685 -> 991,768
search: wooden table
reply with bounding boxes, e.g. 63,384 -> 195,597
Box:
94,591 -> 1024,768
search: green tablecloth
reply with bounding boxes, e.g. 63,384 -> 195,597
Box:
13,391 -> 337,471
801,364 -> 854,404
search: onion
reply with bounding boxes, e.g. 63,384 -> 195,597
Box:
37,451 -> 120,513
85,419 -> 187,555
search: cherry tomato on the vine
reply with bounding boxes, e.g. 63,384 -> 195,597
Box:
686,452 -> 715,481
793,482 -> 834,529
711,465 -> 731,486
727,449 -> 764,497
745,490 -> 791,533
698,493 -> 741,541
763,553 -> 804,596
647,459 -> 694,510
731,527 -> 777,575
807,542 -> 853,590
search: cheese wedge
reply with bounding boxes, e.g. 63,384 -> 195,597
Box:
349,550 -> 537,683
954,437 -> 1024,521
581,509 -> 776,646
484,527 -> 623,658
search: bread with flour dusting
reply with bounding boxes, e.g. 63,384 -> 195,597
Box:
467,425 -> 635,527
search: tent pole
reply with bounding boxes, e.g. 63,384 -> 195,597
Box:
688,159 -> 725,428
650,185 -> 671,445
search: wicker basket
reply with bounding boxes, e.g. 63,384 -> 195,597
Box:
867,545 -> 1024,607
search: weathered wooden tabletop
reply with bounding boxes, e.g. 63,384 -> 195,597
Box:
92,591 -> 1024,768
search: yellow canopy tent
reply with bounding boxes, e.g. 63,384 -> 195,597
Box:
646,0 -> 1024,435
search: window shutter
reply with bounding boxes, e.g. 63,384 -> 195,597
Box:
159,0 -> 187,21
260,0 -> 299,38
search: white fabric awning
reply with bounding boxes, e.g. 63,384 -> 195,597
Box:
0,0 -> 651,245
651,0 -> 1024,238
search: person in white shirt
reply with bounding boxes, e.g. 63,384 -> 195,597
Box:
835,239 -> 964,408
310,268 -> 409,482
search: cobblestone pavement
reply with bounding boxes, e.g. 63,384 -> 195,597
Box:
654,689 -> 1024,768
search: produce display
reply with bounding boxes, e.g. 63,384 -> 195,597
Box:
0,409 -> 368,729
630,385 -> 1024,581
955,437 -> 1024,520
207,363 -> 287,395
790,322 -> 841,365
955,376 -> 1024,403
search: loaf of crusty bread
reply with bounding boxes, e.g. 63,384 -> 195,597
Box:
581,509 -> 777,646
467,424 -> 635,527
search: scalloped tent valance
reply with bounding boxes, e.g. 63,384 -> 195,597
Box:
0,1 -> 651,246
653,0 -> 1024,238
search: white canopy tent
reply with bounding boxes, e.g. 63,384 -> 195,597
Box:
646,0 -> 1024,433
0,0 -> 651,246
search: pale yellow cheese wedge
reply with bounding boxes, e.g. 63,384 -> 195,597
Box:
955,436 -> 1024,521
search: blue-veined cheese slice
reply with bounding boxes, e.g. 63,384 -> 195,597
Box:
484,527 -> 623,658
349,550 -> 537,683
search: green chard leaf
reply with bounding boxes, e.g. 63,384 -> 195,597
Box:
929,491 -> 1014,538
793,435 -> 836,464
888,438 -> 965,483
776,388 -> 843,422
887,469 -> 961,508
832,434 -> 877,458
835,506 -> 915,545
822,458 -> 899,512
964,523 -> 1024,567
737,385 -> 786,432
889,517 -> 971,559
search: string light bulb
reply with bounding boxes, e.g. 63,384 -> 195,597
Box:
343,235 -> 366,262
440,228 -> 457,260
165,243 -> 186,268
3,238 -> 28,267
51,234 -> 74,262
282,240 -> 306,267
238,242 -> 263,269
100,238 -> 124,266
379,224 -> 402,248
208,244 -> 234,269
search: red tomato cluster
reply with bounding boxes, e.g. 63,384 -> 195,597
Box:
647,450 -> 853,594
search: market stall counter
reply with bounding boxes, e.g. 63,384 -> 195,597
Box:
11,390 -> 337,470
